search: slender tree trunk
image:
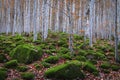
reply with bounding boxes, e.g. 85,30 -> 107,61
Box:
115,0 -> 119,62
67,1 -> 74,54
89,0 -> 95,47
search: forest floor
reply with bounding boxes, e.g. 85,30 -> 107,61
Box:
0,32 -> 120,80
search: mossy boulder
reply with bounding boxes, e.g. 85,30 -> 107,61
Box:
111,65 -> 120,71
10,44 -> 42,64
77,50 -> 87,56
100,62 -> 111,69
17,66 -> 28,72
83,61 -> 98,74
44,60 -> 85,79
21,72 -> 35,80
43,56 -> 59,64
61,53 -> 72,60
0,68 -> 7,80
41,62 -> 51,68
4,60 -> 18,68
58,47 -> 70,54
75,56 -> 86,62
0,54 -> 8,63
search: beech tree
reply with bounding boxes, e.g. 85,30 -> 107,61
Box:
115,0 -> 119,62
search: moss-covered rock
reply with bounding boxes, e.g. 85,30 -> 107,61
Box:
77,50 -> 87,56
21,72 -> 35,80
10,44 -> 42,64
41,62 -> 51,68
57,38 -> 68,47
61,54 -> 72,60
100,62 -> 111,69
75,56 -> 86,62
0,68 -> 7,80
83,61 -> 98,74
44,60 -> 85,79
4,60 -> 18,68
43,56 -> 59,64
111,65 -> 120,71
0,54 -> 8,63
34,64 -> 42,70
73,34 -> 83,40
17,66 -> 28,72
58,47 -> 70,54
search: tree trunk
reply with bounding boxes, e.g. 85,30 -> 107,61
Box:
115,0 -> 119,62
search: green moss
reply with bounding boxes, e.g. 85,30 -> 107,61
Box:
89,60 -> 97,64
0,54 -> 8,63
21,72 -> 35,80
75,56 -> 86,62
77,50 -> 87,56
17,66 -> 28,72
100,62 -> 111,69
44,60 -> 85,79
58,47 -> 70,54
41,62 -> 51,68
50,49 -> 57,53
61,54 -> 72,60
103,69 -> 110,74
0,68 -> 7,80
34,64 -> 42,70
111,65 -> 120,71
45,50 -> 52,54
10,44 -> 42,64
94,52 -> 105,59
43,56 -> 59,64
57,38 -> 68,47
73,34 -> 83,40
83,61 -> 98,74
49,45 -> 55,49
39,44 -> 46,49
5,60 -> 18,68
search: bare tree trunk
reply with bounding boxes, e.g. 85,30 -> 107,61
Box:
67,1 -> 74,54
115,0 -> 119,62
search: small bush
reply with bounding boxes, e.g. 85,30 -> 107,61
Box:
43,56 -> 59,64
17,66 -> 28,72
0,54 -> 8,63
21,72 -> 35,80
44,60 -> 85,79
5,60 -> 18,68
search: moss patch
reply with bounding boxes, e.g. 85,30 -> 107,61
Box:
43,56 -> 59,64
44,60 -> 85,79
10,44 -> 42,64
4,60 -> 18,68
0,68 -> 7,80
21,72 -> 35,80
